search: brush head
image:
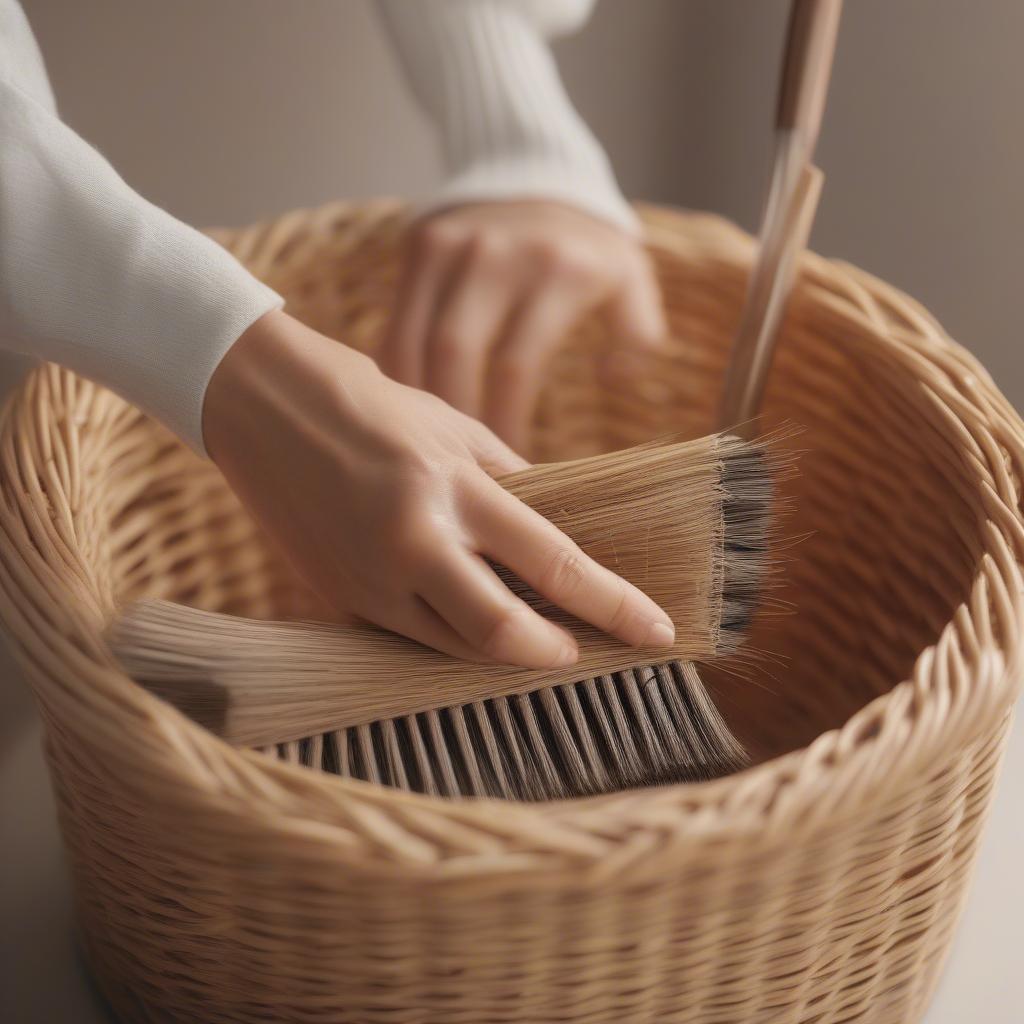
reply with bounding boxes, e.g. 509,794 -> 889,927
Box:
260,661 -> 749,801
109,429 -> 787,798
719,435 -> 778,647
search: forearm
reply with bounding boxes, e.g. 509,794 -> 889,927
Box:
375,0 -> 638,233
0,2 -> 282,453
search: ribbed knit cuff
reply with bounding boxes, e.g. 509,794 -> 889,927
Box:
422,157 -> 639,235
0,78 -> 283,457
378,0 -> 640,235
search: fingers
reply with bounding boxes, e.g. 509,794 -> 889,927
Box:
419,549 -> 579,668
605,250 -> 669,350
478,246 -> 666,454
373,598 -> 486,664
484,280 -> 596,453
380,221 -> 463,388
470,481 -> 676,649
384,207 -> 668,467
426,240 -> 517,418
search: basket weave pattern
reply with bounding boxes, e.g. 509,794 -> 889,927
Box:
1,203 -> 1022,1023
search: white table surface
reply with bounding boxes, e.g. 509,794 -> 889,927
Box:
1,648 -> 1020,1023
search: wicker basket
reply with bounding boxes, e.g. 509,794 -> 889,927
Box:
1,201 -> 1021,1024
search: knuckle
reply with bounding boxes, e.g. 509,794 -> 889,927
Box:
607,585 -> 636,634
536,241 -> 591,282
446,458 -> 486,501
541,545 -> 588,599
416,217 -> 464,254
479,602 -> 529,658
465,230 -> 506,267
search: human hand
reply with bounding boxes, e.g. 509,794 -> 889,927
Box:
380,201 -> 667,454
203,310 -> 674,669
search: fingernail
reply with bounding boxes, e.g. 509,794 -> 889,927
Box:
645,621 -> 675,647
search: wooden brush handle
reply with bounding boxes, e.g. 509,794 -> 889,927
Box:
776,0 -> 843,148
719,165 -> 824,435
719,0 -> 840,434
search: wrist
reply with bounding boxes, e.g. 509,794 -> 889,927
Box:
202,310 -> 379,464
426,162 -> 641,238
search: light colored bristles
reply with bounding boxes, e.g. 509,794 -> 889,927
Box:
109,428 -> 784,799
110,430 -> 784,751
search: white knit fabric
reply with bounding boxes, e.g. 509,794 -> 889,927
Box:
0,0 -> 631,453
0,0 -> 283,453
377,0 -> 638,233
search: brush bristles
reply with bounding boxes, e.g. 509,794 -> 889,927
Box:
257,661 -> 748,801
718,435 -> 781,648
111,428 -> 788,800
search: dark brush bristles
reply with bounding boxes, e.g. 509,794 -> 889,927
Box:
717,434 -> 788,649
259,661 -> 750,801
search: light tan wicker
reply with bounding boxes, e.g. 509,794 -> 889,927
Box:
1,201 -> 1021,1024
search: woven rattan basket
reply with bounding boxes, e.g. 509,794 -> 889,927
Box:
1,201 -> 1022,1024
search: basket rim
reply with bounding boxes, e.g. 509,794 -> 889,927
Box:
1,202 -> 1022,878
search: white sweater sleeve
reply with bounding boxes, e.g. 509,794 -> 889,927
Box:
0,1 -> 282,454
376,0 -> 639,235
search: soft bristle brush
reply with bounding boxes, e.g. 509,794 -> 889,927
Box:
111,431 -> 782,799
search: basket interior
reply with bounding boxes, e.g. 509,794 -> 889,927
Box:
100,210 -> 986,767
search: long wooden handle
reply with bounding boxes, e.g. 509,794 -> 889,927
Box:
719,164 -> 824,434
776,0 -> 843,147
719,0 -> 841,434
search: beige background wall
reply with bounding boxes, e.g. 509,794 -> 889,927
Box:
18,0 -> 1024,405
